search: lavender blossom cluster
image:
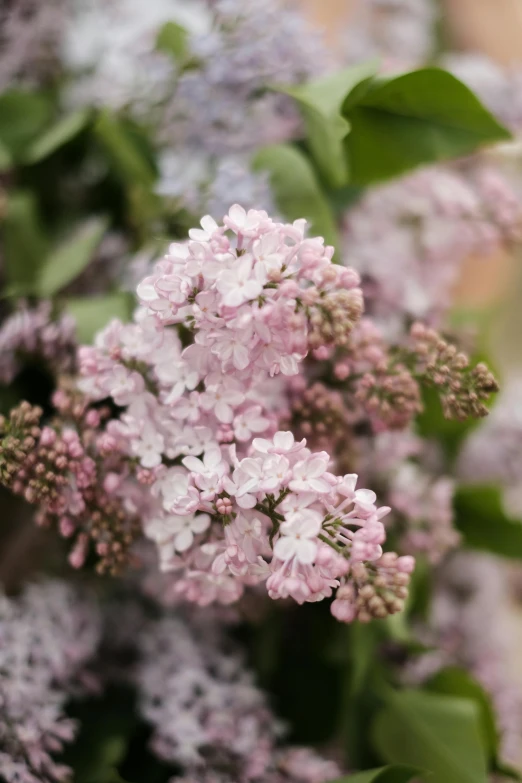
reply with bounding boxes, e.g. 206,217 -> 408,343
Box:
0,581 -> 101,783
166,0 -> 328,156
156,0 -> 329,215
138,613 -> 341,782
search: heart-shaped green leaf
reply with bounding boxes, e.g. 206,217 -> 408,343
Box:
95,110 -> 157,186
372,689 -> 489,783
342,68 -> 511,185
426,667 -> 499,762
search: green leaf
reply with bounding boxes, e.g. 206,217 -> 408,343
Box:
372,689 -> 489,783
426,667 -> 499,762
0,138 -> 12,171
95,110 -> 156,186
275,62 -> 377,187
37,216 -> 109,297
156,21 -> 189,64
342,68 -> 511,185
252,143 -> 339,252
24,109 -> 90,164
331,765 -> 427,783
1,192 -> 49,289
454,484 -> 522,558
65,292 -> 134,343
0,89 -> 53,159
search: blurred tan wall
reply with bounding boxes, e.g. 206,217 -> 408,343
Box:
299,0 -> 522,60
443,0 -> 522,63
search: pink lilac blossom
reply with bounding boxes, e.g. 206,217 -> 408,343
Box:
459,374 -> 522,518
0,0 -> 65,90
345,0 -> 436,68
342,166 -> 521,334
405,552 -> 522,767
356,431 -> 459,563
137,612 -> 341,782
76,205 -> 412,621
0,580 -> 101,783
0,304 -> 77,385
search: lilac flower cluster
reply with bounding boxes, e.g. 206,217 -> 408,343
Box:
167,0 -> 328,156
0,580 -> 101,783
74,206 -> 412,620
0,304 -> 77,385
156,0 -> 329,214
64,0 -> 327,217
343,165 -> 521,334
137,612 -> 341,782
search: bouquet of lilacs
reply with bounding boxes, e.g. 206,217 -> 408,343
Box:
2,1 -> 522,782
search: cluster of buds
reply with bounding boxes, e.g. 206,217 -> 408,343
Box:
408,322 -> 499,419
328,319 -> 425,432
331,552 -> 414,623
325,318 -> 498,433
283,378 -> 353,454
354,364 -> 422,431
0,393 -> 142,575
0,402 -> 45,490
305,284 -> 364,350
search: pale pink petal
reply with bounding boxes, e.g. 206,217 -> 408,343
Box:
175,528 -> 194,552
273,536 -> 297,562
296,539 -> 317,565
192,514 -> 211,534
